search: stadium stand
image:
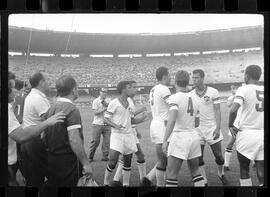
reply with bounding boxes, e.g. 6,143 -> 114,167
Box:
9,50 -> 263,87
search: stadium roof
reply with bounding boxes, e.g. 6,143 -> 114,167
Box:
9,25 -> 263,54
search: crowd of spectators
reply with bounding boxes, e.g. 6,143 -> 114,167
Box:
9,50 -> 263,87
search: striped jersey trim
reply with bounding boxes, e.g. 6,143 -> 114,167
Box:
163,94 -> 171,100
67,124 -> 81,131
235,96 -> 244,101
105,111 -> 113,115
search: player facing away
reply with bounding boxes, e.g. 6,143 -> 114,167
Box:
145,67 -> 171,187
224,85 -> 241,171
162,70 -> 204,187
112,81 -> 150,186
228,65 -> 264,186
103,81 -> 143,186
190,69 -> 228,186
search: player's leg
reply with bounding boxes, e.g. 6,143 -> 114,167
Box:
155,144 -> 167,187
101,125 -> 111,161
198,144 -> 208,185
104,149 -> 120,186
237,151 -> 252,186
224,136 -> 236,171
145,163 -> 157,183
210,141 -> 228,185
122,153 -> 133,186
166,156 -> 182,187
188,158 -> 205,187
255,160 -> 264,186
112,154 -> 124,185
135,143 -> 147,182
89,124 -> 102,161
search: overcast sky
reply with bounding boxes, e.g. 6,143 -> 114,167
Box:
9,14 -> 263,34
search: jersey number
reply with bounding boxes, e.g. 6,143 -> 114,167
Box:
150,89 -> 154,106
187,97 -> 194,116
255,90 -> 264,112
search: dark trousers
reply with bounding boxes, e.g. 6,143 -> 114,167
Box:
46,152 -> 82,187
21,137 -> 48,187
8,162 -> 19,186
16,143 -> 25,177
89,124 -> 111,160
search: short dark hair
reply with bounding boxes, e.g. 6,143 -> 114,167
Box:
56,75 -> 77,97
156,67 -> 169,81
15,79 -> 24,91
117,81 -> 130,94
29,72 -> 45,88
245,65 -> 262,81
8,72 -> 16,80
175,70 -> 190,87
129,80 -> 137,85
193,69 -> 205,78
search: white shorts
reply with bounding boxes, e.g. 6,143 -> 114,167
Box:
197,126 -> 223,146
110,132 -> 138,155
150,119 -> 166,144
167,131 -> 201,160
236,130 -> 264,161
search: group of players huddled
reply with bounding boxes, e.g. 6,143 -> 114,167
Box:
8,64 -> 263,187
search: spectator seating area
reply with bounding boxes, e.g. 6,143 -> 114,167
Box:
9,50 -> 263,87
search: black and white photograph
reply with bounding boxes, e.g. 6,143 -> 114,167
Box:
8,14 -> 264,187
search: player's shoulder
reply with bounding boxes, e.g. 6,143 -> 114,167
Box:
156,84 -> 170,91
207,86 -> 219,94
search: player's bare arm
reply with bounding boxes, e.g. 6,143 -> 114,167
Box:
213,103 -> 221,140
195,117 -> 200,128
162,109 -> 177,154
68,128 -> 93,178
134,106 -> 147,116
228,102 -> 241,138
103,117 -> 125,129
131,112 -> 149,124
93,108 -> 107,116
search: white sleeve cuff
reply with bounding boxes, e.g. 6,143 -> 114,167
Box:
67,124 -> 81,131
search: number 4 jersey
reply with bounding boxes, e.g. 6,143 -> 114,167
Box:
234,84 -> 264,131
168,92 -> 199,132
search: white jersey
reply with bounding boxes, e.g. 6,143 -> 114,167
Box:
190,86 -> 220,128
104,98 -> 135,134
149,84 -> 171,121
168,92 -> 199,132
234,84 -> 264,131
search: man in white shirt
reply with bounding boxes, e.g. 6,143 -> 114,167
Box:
162,70 -> 204,187
103,81 -> 147,186
112,81 -> 150,186
21,71 -> 52,187
89,87 -> 111,162
190,69 -> 227,186
8,78 -> 65,186
228,65 -> 264,186
145,67 -> 171,187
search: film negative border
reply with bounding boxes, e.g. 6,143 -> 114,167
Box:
0,0 -> 269,12
0,0 -> 269,197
